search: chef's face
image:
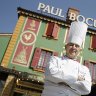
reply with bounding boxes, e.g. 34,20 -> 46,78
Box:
65,43 -> 82,59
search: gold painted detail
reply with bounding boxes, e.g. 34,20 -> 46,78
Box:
1,16 -> 25,67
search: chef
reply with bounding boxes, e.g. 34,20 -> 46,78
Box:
41,21 -> 92,96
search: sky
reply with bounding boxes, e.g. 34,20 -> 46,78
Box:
0,0 -> 96,33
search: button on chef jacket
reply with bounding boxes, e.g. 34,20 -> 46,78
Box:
41,56 -> 92,96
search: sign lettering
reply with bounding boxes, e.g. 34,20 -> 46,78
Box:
37,2 -> 96,28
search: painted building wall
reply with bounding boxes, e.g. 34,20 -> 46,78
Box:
0,7 -> 96,84
0,34 -> 11,63
1,16 -> 67,75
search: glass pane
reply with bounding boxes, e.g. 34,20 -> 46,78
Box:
37,50 -> 52,69
93,64 -> 96,82
89,62 -> 96,82
37,51 -> 46,68
43,52 -> 52,68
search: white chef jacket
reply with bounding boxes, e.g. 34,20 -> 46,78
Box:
41,56 -> 92,96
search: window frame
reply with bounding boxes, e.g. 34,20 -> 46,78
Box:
31,48 -> 58,72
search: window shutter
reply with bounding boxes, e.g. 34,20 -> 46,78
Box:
84,60 -> 95,82
31,48 -> 41,68
91,35 -> 96,49
46,22 -> 54,36
53,51 -> 58,56
52,23 -> 59,39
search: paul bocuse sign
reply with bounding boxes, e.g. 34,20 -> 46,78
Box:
37,2 -> 96,28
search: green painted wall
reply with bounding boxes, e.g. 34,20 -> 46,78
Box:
7,20 -> 67,76
1,19 -> 96,78
0,35 -> 11,63
83,34 -> 96,62
35,21 -> 66,55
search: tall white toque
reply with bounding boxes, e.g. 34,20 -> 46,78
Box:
68,21 -> 88,47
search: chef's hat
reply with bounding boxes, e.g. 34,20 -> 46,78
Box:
68,21 -> 88,47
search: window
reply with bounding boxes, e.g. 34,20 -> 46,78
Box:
37,51 -> 52,69
45,22 -> 60,39
31,48 -> 58,72
84,60 -> 96,83
90,35 -> 96,51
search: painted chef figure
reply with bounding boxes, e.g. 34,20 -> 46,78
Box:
41,21 -> 92,96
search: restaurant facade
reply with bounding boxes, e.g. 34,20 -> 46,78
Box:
0,3 -> 96,96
